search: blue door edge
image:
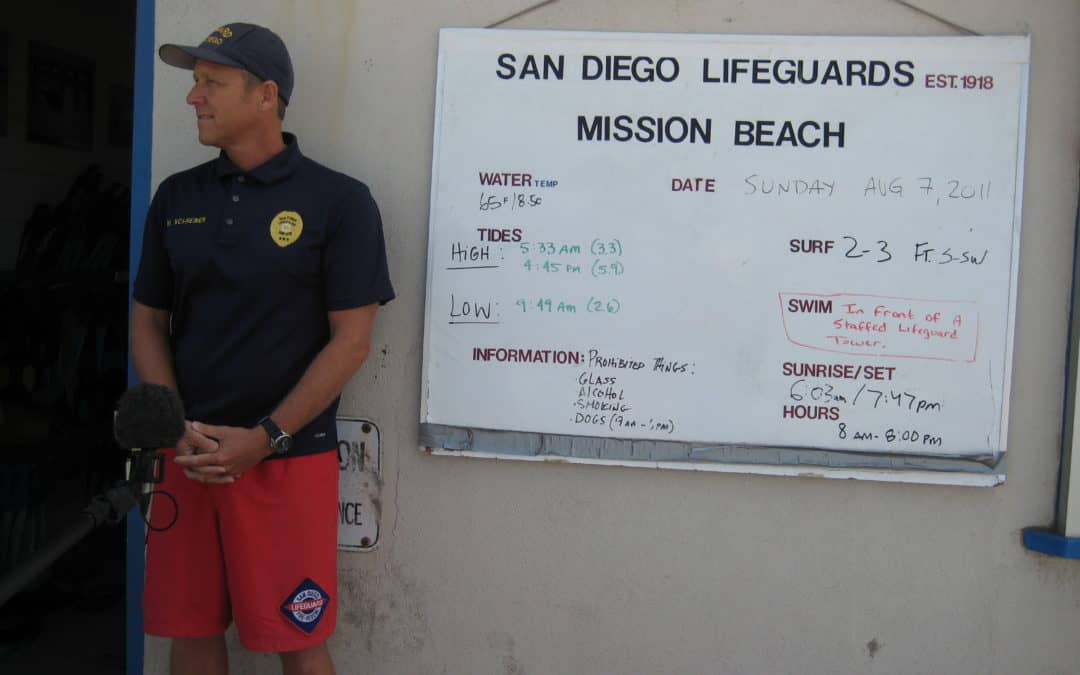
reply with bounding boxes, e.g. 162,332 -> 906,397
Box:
127,0 -> 155,672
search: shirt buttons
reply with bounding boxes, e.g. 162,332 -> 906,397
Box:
232,195 -> 240,202
225,218 -> 234,226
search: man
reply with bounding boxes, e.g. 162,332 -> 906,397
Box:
131,23 -> 393,675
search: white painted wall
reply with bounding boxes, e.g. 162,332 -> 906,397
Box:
147,2 -> 1080,673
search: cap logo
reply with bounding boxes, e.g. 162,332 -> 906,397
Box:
280,578 -> 331,635
203,26 -> 233,46
270,211 -> 303,247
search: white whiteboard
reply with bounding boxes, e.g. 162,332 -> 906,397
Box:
421,29 -> 1029,476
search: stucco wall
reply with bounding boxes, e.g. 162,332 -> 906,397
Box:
147,2 -> 1080,673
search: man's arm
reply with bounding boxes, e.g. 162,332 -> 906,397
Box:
131,301 -> 225,478
130,301 -> 177,388
177,304 -> 379,477
268,304 -> 379,438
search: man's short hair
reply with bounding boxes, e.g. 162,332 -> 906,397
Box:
242,70 -> 286,121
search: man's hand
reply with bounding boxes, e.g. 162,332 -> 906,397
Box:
173,420 -> 228,482
173,421 -> 273,483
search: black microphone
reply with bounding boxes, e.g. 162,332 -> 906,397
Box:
113,382 -> 185,497
114,382 -> 186,450
0,384 -> 185,607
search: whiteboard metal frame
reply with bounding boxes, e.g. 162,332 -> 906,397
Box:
421,30 -> 1031,486
420,422 -> 1006,486
424,445 -> 1004,487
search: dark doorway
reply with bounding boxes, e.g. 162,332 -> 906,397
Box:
0,2 -> 136,673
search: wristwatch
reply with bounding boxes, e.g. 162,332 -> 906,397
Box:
258,416 -> 293,455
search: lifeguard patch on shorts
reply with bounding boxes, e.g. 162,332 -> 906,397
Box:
280,578 -> 331,634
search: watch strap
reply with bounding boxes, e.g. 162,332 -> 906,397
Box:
258,416 -> 291,454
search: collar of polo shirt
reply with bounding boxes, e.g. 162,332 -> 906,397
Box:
215,132 -> 303,184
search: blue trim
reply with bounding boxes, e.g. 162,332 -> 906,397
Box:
1055,170 -> 1080,530
127,1 -> 154,673
1023,528 -> 1080,559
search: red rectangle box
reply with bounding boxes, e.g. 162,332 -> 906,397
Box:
779,292 -> 979,363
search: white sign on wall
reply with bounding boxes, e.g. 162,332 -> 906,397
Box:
422,29 -> 1030,476
336,417 -> 380,551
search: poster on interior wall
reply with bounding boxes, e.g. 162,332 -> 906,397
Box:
26,42 -> 94,151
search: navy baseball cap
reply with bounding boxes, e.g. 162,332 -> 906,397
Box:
159,23 -> 294,105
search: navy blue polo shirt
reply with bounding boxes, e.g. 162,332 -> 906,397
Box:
134,133 -> 394,457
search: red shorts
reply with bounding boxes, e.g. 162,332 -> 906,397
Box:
143,448 -> 338,652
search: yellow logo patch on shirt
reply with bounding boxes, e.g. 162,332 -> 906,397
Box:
270,211 -> 304,247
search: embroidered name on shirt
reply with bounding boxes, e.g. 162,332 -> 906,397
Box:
166,216 -> 207,227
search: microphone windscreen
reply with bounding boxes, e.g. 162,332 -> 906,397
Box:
114,383 -> 186,449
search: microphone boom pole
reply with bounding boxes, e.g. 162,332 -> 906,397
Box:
0,484 -> 140,607
0,383 -> 182,608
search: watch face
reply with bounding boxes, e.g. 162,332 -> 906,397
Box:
275,435 -> 293,454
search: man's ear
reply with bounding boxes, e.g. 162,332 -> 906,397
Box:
260,80 -> 280,112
